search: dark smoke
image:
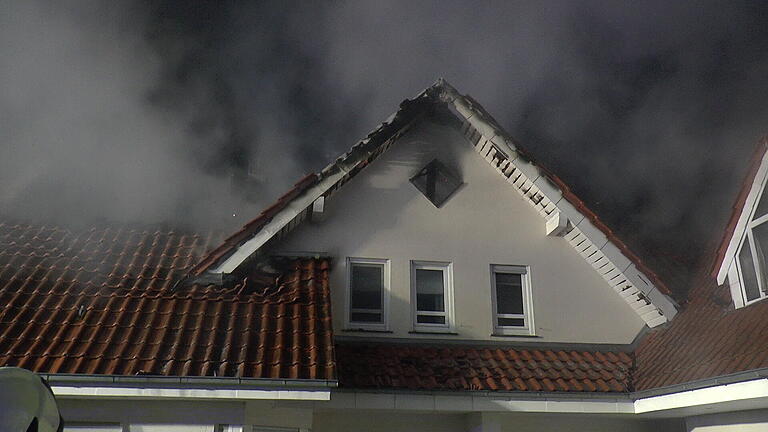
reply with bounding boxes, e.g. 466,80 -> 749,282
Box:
2,1 -> 768,289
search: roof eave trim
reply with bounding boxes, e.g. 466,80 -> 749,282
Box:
44,373 -> 337,400
42,373 -> 338,388
210,170 -> 347,274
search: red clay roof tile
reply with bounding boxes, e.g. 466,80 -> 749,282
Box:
635,269 -> 768,390
0,221 -> 335,381
335,342 -> 633,393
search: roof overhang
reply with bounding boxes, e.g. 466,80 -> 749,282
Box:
311,377 -> 768,417
44,374 -> 335,401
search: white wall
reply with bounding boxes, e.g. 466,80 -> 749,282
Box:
59,399 -> 314,431
685,409 -> 768,431
59,399 -> 244,430
277,118 -> 646,344
312,410 -> 683,432
497,413 -> 683,432
313,410 -> 467,432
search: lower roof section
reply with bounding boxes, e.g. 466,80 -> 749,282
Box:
634,274 -> 768,390
0,221 -> 336,381
335,341 -> 633,393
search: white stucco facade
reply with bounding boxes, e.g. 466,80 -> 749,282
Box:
277,117 -> 646,344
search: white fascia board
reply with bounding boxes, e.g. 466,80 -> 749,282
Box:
52,385 -> 330,401
211,172 -> 345,274
717,150 -> 768,285
634,378 -> 768,414
321,390 -> 634,414
317,379 -> 768,415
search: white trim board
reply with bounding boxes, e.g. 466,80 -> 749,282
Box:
316,390 -> 634,414
52,385 -> 330,401
311,378 -> 768,416
634,378 -> 768,416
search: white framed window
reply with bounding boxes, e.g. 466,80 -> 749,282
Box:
735,193 -> 768,306
490,265 -> 535,336
346,257 -> 390,330
411,261 -> 454,331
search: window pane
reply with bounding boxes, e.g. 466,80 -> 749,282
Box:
739,240 -> 761,301
498,317 -> 525,327
350,264 -> 383,322
417,315 -> 446,324
415,269 -> 445,312
410,159 -> 462,208
351,312 -> 382,322
495,272 -> 524,315
753,222 -> 768,291
755,190 -> 768,220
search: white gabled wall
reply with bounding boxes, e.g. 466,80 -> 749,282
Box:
276,118 -> 647,344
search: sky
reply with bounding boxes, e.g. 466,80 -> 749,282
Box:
2,1 -> 768,283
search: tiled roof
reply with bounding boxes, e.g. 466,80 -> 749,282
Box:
0,221 -> 335,380
634,273 -> 768,390
633,137 -> 768,391
336,342 -> 633,393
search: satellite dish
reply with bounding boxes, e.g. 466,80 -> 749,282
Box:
0,367 -> 63,432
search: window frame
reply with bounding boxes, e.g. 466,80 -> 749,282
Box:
410,260 -> 455,332
345,257 -> 390,331
736,215 -> 768,306
490,264 -> 535,336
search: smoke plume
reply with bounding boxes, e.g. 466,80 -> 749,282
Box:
2,1 -> 768,283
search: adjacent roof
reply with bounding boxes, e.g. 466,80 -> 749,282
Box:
635,272 -> 768,390
0,221 -> 335,380
336,342 -> 633,393
635,137 -> 768,391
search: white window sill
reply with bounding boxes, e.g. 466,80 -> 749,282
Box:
342,328 -> 393,333
490,332 -> 540,338
409,330 -> 459,335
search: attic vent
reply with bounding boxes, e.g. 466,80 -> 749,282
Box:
410,159 -> 463,208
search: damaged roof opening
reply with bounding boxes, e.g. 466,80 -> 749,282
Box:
410,159 -> 463,208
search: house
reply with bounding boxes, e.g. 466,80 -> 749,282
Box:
1,79 -> 767,431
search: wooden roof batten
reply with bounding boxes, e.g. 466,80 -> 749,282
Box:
194,78 -> 678,328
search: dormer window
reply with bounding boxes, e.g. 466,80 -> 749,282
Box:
736,192 -> 768,305
410,159 -> 462,208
